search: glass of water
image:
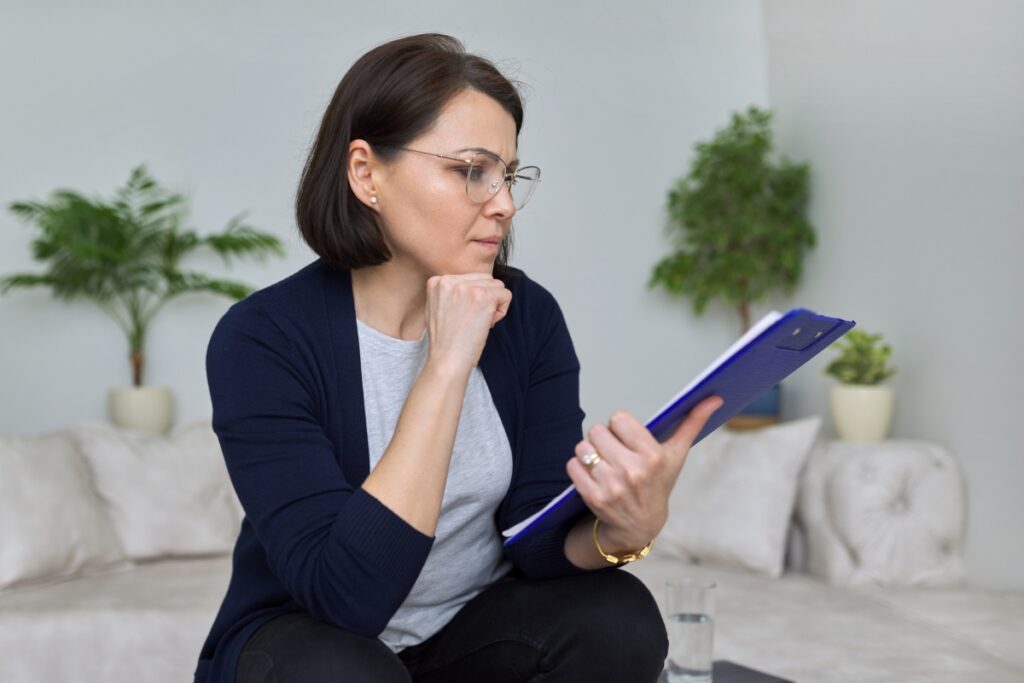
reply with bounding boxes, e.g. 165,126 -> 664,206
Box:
665,577 -> 715,683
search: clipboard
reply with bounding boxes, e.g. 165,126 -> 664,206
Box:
501,307 -> 856,546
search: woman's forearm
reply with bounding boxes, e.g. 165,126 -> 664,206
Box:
360,359 -> 472,537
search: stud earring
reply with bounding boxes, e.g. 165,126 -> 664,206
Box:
370,195 -> 378,205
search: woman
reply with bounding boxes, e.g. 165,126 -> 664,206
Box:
194,33 -> 724,683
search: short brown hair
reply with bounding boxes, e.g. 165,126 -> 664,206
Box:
296,33 -> 524,282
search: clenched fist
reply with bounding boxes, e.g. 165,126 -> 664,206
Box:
424,273 -> 512,376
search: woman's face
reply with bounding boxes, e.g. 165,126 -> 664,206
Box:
371,88 -> 519,277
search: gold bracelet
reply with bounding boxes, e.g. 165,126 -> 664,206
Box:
592,518 -> 653,566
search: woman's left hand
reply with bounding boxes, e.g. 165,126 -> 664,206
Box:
566,395 -> 725,551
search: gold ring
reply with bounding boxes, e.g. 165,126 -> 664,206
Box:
580,451 -> 601,468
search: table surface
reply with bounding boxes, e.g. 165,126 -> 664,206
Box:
659,660 -> 795,683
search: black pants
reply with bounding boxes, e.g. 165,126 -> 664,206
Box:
236,567 -> 668,682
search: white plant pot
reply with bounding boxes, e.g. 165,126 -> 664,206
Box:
830,384 -> 894,442
108,386 -> 174,434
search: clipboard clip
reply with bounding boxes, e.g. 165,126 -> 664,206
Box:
775,316 -> 843,352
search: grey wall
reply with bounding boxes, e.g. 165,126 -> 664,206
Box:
764,0 -> 1024,590
0,1 -> 769,437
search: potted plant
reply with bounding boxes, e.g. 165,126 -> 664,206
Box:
648,106 -> 816,427
1,165 -> 284,433
824,328 -> 897,441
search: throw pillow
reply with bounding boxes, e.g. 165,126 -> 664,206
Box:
68,420 -> 242,560
0,431 -> 127,590
657,415 -> 823,577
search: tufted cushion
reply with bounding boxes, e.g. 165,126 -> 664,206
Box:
796,439 -> 966,587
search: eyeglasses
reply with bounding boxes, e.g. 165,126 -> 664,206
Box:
396,147 -> 541,210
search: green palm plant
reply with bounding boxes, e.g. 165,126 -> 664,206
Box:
1,164 -> 284,386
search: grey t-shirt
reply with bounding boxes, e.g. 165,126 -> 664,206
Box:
356,318 -> 514,652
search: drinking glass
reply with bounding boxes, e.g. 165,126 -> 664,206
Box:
665,578 -> 715,683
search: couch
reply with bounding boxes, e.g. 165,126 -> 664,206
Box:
1,418 -> 1021,682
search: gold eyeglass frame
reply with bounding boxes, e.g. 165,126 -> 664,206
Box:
396,147 -> 541,209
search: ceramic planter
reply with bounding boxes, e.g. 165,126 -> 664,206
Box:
108,386 -> 174,434
830,383 -> 893,441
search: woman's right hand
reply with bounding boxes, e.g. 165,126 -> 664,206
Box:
424,272 -> 512,375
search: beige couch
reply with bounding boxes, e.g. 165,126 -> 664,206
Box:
1,420 -> 1021,682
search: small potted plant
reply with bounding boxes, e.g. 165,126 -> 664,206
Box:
824,328 -> 897,441
648,106 -> 815,428
1,165 -> 284,433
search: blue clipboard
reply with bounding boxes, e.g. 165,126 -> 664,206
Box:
501,307 -> 856,546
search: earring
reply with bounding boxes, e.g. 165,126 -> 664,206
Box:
370,195 -> 378,205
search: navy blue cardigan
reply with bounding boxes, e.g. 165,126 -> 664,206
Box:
194,259 -> 605,682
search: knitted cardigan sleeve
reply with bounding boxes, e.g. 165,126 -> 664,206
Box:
206,299 -> 434,638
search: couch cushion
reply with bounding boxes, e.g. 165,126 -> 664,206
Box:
68,420 -> 242,560
0,430 -> 127,591
625,551 -> 1024,682
850,583 -> 1024,671
0,556 -> 232,683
